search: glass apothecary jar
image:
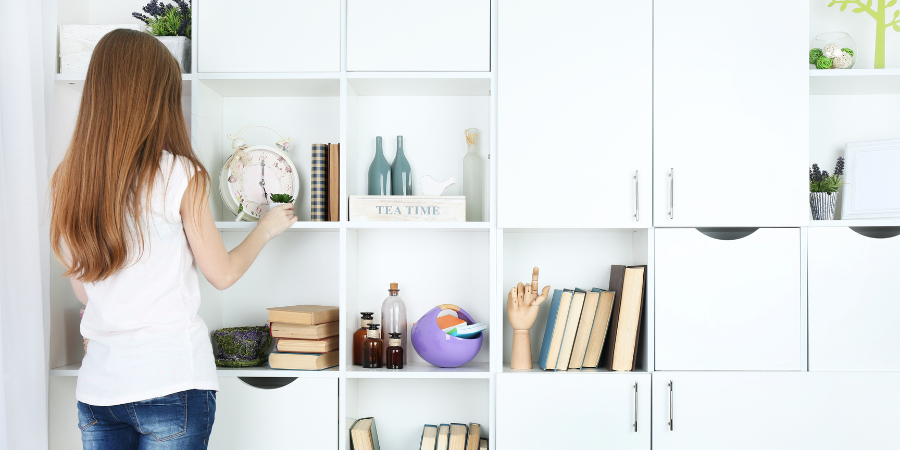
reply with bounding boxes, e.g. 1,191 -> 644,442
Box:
810,32 -> 856,69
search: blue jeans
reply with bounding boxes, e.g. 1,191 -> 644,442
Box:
77,390 -> 216,450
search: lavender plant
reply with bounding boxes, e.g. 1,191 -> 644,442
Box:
810,157 -> 845,193
133,0 -> 191,38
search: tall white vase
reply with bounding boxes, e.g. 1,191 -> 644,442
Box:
156,36 -> 191,73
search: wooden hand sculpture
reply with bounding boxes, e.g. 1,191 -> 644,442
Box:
508,267 -> 550,370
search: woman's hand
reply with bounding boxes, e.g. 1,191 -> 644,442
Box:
256,204 -> 298,240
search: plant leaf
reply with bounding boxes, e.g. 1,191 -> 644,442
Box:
867,0 -> 873,7
890,0 -> 898,6
895,8 -> 900,18
895,23 -> 900,31
853,7 -> 865,12
842,2 -> 849,10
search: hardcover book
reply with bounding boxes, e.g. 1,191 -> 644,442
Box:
328,143 -> 340,221
267,305 -> 339,325
568,289 -> 601,369
270,321 -> 339,339
605,265 -> 647,371
582,289 -> 616,368
420,424 -> 438,450
350,417 -> 380,450
311,143 -> 327,221
465,423 -> 481,450
449,423 -> 468,450
556,289 -> 587,370
538,289 -> 572,370
275,336 -> 339,353
268,350 -> 339,371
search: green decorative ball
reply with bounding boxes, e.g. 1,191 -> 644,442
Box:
809,48 -> 824,64
841,47 -> 854,57
816,56 -> 833,69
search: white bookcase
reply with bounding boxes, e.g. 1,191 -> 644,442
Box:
46,0 -> 900,449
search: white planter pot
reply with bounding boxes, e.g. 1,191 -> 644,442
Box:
268,202 -> 287,212
810,192 -> 838,220
156,36 -> 191,73
59,24 -> 143,73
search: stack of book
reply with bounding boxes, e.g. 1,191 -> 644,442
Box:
267,305 -> 340,370
311,143 -> 340,222
538,265 -> 647,372
420,423 -> 485,450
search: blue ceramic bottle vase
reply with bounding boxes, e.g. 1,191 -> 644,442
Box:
391,136 -> 412,195
368,136 -> 391,195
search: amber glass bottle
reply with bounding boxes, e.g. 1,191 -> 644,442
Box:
362,324 -> 383,368
386,332 -> 404,369
353,312 -> 374,366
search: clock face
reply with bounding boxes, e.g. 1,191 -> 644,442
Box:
220,146 -> 299,220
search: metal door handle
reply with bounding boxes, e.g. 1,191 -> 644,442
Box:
668,380 -> 674,430
668,169 -> 674,219
634,171 -> 639,221
633,382 -> 638,432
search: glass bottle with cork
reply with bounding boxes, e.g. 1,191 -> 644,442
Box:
362,323 -> 383,368
386,332 -> 404,369
353,312 -> 374,366
381,282 -> 407,364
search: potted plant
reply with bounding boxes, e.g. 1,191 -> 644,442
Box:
133,0 -> 191,73
269,193 -> 295,210
809,157 -> 845,220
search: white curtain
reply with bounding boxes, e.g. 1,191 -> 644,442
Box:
0,0 -> 56,448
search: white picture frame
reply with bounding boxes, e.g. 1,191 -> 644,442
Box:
841,139 -> 900,219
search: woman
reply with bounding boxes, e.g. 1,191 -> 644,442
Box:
49,29 -> 296,449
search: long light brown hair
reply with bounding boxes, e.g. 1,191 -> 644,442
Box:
50,29 -> 208,282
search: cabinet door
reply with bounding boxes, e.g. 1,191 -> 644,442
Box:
347,0 -> 490,71
210,378 -> 337,449
498,0 -> 652,228
655,228 -> 801,370
809,227 -> 900,371
497,373 -> 650,450
198,0 -> 340,72
653,0 -> 808,227
653,372 -> 900,450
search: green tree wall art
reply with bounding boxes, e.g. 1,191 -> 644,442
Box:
829,0 -> 900,68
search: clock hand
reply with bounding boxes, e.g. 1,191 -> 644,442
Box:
260,158 -> 268,202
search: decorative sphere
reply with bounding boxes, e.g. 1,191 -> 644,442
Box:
231,137 -> 246,149
841,47 -> 854,57
823,43 -> 841,58
833,52 -> 853,69
816,56 -> 833,70
809,48 -> 823,64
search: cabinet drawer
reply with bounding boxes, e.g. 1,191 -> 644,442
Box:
347,0 -> 490,71
210,377 -> 337,449
655,228 -> 801,370
809,227 -> 900,371
497,373 -> 650,450
653,372 -> 900,450
198,0 -> 340,72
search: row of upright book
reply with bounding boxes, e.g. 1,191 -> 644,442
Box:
538,265 -> 647,371
349,418 -> 486,450
311,143 -> 340,221
267,305 -> 340,370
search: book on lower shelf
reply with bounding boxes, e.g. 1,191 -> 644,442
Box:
420,422 -> 482,450
534,264 -> 646,372
350,417 -> 380,450
268,305 -> 339,325
268,350 -> 339,371
270,321 -> 339,340
275,336 -> 338,353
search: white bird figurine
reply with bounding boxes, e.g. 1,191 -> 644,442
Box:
420,175 -> 457,196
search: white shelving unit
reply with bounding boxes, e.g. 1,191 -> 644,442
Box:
46,0 -> 900,449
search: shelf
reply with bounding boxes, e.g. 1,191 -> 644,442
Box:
808,218 -> 900,227
347,72 -> 491,96
50,362 -> 339,378
346,362 -> 489,378
502,364 -> 648,374
198,77 -> 340,97
347,221 -> 491,231
215,221 -> 340,232
809,69 -> 900,95
55,73 -> 193,94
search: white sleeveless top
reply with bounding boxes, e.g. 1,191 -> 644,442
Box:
77,152 -> 219,406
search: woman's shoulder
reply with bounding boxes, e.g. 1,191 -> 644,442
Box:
160,151 -> 200,183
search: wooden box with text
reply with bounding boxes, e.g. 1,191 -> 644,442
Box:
348,196 -> 465,222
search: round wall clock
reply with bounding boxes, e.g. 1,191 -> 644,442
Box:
219,125 -> 300,222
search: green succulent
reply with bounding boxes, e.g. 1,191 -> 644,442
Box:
816,56 -> 833,69
809,48 -> 824,64
269,193 -> 294,203
841,47 -> 854,57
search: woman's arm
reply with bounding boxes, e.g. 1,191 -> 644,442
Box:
70,278 -> 88,305
181,185 -> 297,290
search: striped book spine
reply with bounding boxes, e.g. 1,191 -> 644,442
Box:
311,143 -> 327,221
